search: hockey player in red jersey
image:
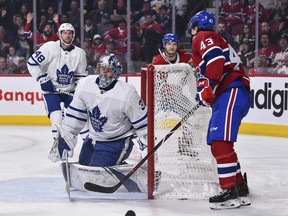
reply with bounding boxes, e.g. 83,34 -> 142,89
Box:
153,33 -> 191,64
188,11 -> 251,210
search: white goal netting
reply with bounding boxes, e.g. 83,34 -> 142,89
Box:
146,63 -> 218,199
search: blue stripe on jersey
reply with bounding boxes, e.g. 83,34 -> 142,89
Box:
66,113 -> 87,122
131,113 -> 147,124
68,105 -> 87,113
80,129 -> 89,135
134,123 -> 148,131
204,47 -> 223,64
217,165 -> 237,175
27,56 -> 40,66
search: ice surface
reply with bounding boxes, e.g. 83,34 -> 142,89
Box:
0,126 -> 288,216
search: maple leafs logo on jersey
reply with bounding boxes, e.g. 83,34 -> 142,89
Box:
89,105 -> 108,132
56,64 -> 74,85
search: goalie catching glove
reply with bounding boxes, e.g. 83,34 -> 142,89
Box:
196,77 -> 215,107
48,124 -> 78,162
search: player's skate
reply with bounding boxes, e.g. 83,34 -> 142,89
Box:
237,173 -> 251,206
209,186 -> 241,210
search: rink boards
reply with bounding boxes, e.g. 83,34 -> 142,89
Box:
0,75 -> 287,137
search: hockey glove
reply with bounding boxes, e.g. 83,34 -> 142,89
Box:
48,124 -> 77,162
38,74 -> 55,92
58,138 -> 74,160
196,77 -> 215,107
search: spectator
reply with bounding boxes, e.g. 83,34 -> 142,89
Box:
260,21 -> 276,45
59,13 -> 69,24
89,0 -> 109,26
49,0 -> 71,16
104,19 -> 128,62
46,5 -> 57,26
6,45 -> 20,68
37,13 -> 48,33
258,32 -> 280,66
67,0 -> 81,39
237,38 -> 254,72
217,21 -> 234,47
0,56 -> 16,74
248,55 -> 271,75
24,12 -> 60,48
133,0 -> 158,25
11,14 -> 32,60
245,0 -> 265,25
272,33 -> 288,67
275,52 -> 288,74
97,12 -> 114,38
111,0 -> 127,26
140,12 -> 163,63
234,23 -> 255,51
276,0 -> 288,33
0,26 -> 11,52
102,40 -> 121,58
87,34 -> 106,66
0,7 -> 13,32
82,15 -> 98,46
18,3 -> 30,21
219,0 -> 245,32
158,5 -> 171,33
14,57 -> 29,74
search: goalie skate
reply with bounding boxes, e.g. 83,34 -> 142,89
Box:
209,186 -> 241,210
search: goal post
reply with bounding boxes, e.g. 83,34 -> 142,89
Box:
141,63 -> 219,199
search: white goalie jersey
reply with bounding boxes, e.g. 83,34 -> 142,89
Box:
62,75 -> 147,141
27,40 -> 87,92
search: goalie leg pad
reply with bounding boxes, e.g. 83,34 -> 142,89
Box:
79,137 -> 134,167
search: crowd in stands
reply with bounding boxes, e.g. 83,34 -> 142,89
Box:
0,0 -> 287,75
0,0 -> 181,75
218,0 -> 288,75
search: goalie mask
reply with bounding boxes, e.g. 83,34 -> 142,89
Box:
58,23 -> 75,45
97,54 -> 122,88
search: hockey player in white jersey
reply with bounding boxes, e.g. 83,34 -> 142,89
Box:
27,23 -> 88,140
49,54 -> 148,167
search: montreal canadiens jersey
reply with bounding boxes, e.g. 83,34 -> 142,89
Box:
62,75 -> 147,141
192,31 -> 250,97
27,40 -> 88,92
153,49 -> 191,64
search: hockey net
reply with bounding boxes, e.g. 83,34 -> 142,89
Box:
142,63 -> 218,199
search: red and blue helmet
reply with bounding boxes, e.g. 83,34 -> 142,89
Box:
162,33 -> 179,47
187,10 -> 215,31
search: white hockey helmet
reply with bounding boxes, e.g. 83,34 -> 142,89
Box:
58,23 -> 75,45
97,54 -> 123,88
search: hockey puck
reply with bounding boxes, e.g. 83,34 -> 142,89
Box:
125,210 -> 136,216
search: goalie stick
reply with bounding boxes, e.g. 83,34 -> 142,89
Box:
84,102 -> 201,193
65,151 -> 71,200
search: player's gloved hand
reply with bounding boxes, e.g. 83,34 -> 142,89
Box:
38,74 -> 55,92
58,138 -> 74,160
196,77 -> 215,107
48,124 -> 77,162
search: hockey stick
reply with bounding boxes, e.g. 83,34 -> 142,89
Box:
65,151 -> 71,200
84,102 -> 201,193
54,88 -> 74,97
